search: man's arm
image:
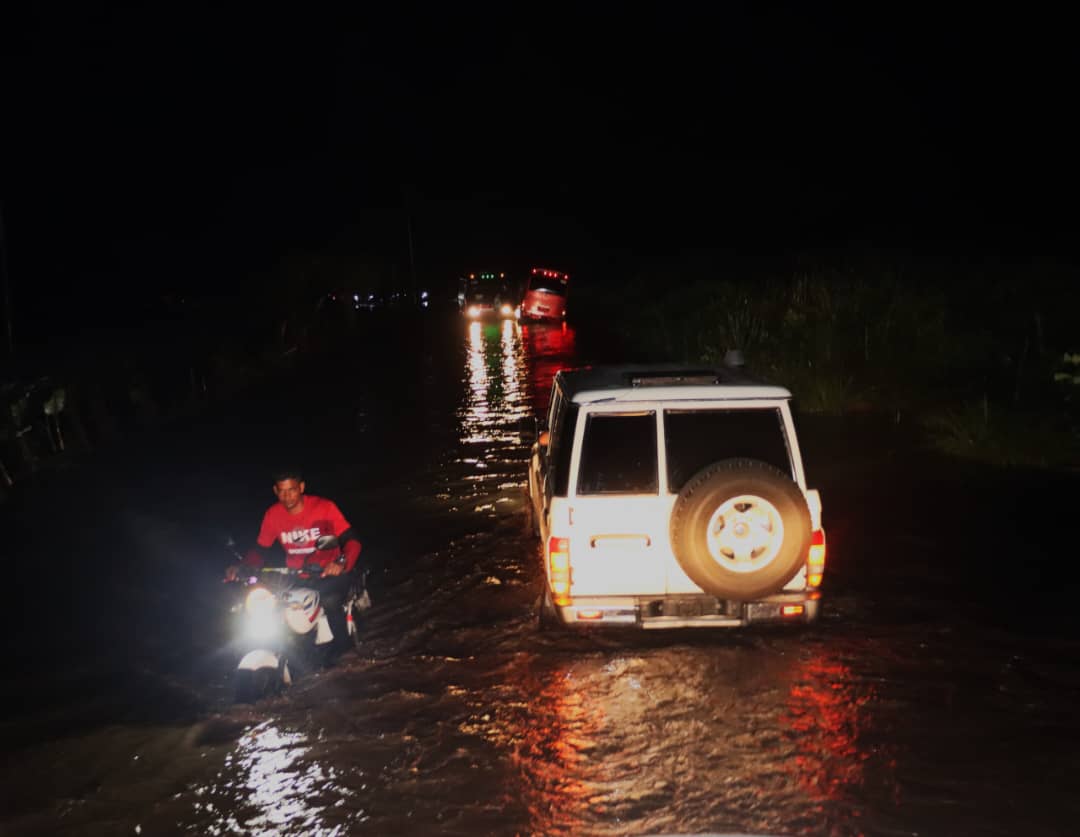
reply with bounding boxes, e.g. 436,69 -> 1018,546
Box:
242,542 -> 275,569
242,506 -> 287,568
337,526 -> 362,573
324,500 -> 362,574
224,510 -> 278,580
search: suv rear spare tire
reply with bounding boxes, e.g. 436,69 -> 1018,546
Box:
670,459 -> 811,600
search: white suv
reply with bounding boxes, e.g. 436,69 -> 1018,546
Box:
527,364 -> 825,629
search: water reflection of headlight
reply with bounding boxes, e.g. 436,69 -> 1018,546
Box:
233,723 -> 333,833
501,319 -> 520,389
245,586 -> 274,615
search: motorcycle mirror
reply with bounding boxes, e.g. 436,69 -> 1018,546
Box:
315,534 -> 339,550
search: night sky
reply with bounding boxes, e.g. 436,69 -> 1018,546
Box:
2,4 -> 1077,327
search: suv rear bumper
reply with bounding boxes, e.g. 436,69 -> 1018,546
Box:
554,592 -> 821,628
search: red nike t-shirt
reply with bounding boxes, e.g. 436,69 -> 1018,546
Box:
254,495 -> 355,570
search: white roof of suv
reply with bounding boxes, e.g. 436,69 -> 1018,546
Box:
556,364 -> 793,405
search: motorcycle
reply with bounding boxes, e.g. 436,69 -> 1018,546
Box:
226,534 -> 371,703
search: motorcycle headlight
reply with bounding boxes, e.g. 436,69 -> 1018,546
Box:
245,586 -> 275,615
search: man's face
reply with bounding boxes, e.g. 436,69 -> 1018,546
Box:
273,478 -> 305,513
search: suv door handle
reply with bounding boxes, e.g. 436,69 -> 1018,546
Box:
590,534 -> 652,548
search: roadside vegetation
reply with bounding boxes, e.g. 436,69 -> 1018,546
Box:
574,252 -> 1080,469
3,246 -> 1077,500
0,248 -> 401,500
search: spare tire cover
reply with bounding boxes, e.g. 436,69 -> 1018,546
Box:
669,458 -> 811,600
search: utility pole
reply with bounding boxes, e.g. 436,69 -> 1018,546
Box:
406,211 -> 418,305
402,184 -> 418,305
0,200 -> 13,363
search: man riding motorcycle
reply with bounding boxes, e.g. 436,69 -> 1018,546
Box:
225,468 -> 363,665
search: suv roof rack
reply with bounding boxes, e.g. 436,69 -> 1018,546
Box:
557,361 -> 772,399
627,369 -> 719,387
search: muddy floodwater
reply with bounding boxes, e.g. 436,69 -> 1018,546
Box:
2,313 -> 1079,836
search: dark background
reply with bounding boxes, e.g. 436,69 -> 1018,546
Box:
1,11 -> 1080,834
2,4 -> 1077,341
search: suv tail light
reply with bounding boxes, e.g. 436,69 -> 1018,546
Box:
807,529 -> 826,587
548,536 -> 572,605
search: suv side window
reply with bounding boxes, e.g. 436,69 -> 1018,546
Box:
546,385 -> 563,434
664,408 -> 792,492
550,404 -> 578,497
577,412 -> 658,495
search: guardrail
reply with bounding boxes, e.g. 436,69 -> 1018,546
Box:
0,376 -> 72,488
0,342 -> 309,498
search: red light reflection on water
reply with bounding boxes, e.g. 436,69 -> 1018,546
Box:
500,649 -> 900,836
520,322 -> 578,417
781,651 -> 897,813
509,665 -> 605,835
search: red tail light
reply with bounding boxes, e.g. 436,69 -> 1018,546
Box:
807,529 -> 826,587
548,536 -> 571,606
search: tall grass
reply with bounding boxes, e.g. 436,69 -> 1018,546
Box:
584,255 -> 1080,467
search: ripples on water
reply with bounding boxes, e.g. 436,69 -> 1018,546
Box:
6,316 -> 1080,836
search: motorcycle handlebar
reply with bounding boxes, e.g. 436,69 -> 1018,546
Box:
227,559 -> 357,583
226,565 -> 320,582
254,565 -> 329,576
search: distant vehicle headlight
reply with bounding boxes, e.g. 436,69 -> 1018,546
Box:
500,304 -> 512,316
467,305 -> 481,318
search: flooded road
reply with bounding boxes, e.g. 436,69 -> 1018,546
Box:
2,313 -> 1079,836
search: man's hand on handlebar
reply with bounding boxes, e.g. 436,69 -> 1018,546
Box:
321,560 -> 345,578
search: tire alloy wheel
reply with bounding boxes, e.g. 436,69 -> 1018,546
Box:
705,493 -> 785,574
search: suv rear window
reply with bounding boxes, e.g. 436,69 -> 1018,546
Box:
577,412 -> 658,495
664,408 -> 791,491
527,277 -> 568,297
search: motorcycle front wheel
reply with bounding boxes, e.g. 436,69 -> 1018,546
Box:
234,665 -> 283,704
